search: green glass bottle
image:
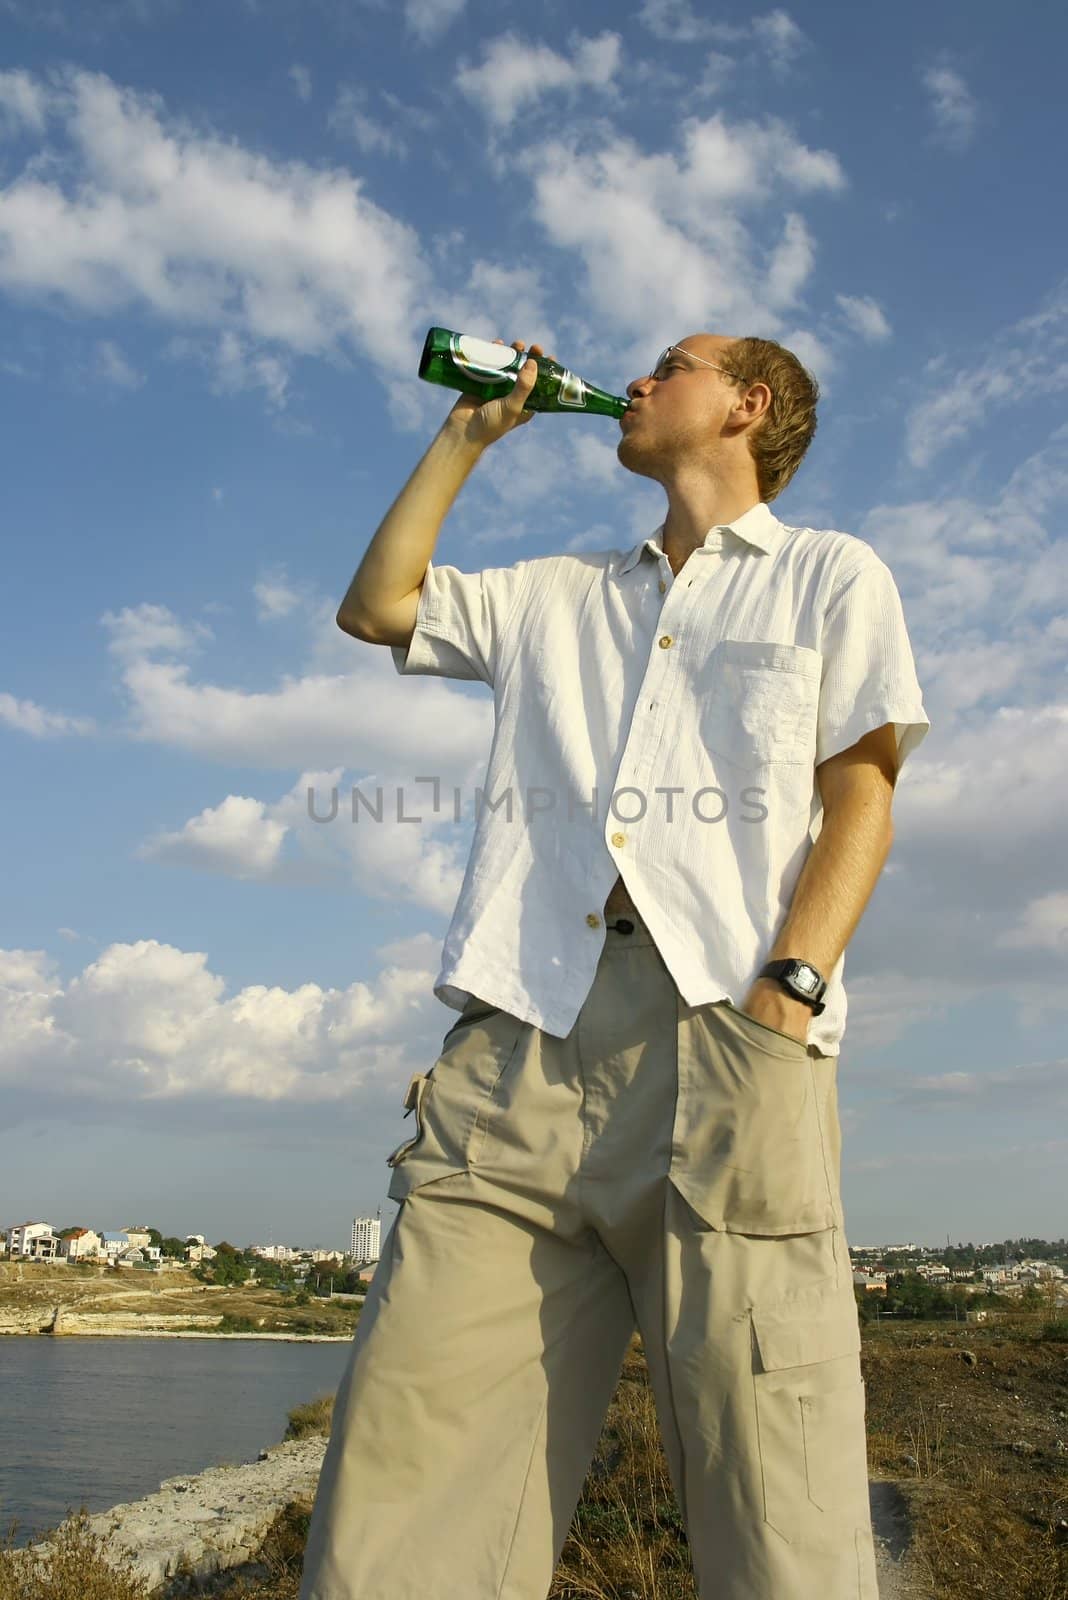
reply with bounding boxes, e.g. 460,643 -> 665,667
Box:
418,327 -> 630,419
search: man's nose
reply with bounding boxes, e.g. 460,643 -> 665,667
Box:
626,373 -> 654,400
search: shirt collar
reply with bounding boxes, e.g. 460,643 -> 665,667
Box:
617,501 -> 786,574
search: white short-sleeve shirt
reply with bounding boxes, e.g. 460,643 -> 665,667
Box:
391,500 -> 930,1054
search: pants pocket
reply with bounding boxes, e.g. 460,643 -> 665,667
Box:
751,1289 -> 870,1546
671,1000 -> 838,1234
720,997 -> 811,1058
385,1005 -> 527,1203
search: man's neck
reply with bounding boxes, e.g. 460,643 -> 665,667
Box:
661,480 -> 762,569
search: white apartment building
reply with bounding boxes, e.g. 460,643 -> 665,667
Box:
6,1222 -> 55,1257
351,1214 -> 381,1265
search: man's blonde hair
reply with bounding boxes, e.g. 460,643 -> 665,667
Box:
721,336 -> 820,502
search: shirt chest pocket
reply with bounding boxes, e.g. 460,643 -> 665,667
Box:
701,639 -> 821,769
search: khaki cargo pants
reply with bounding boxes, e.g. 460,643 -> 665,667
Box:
298,909 -> 878,1600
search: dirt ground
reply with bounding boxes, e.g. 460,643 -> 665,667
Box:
861,1318 -> 1068,1600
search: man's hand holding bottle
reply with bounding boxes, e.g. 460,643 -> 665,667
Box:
444,338 -> 556,453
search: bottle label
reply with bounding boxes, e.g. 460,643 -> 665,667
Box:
556,370 -> 586,407
450,333 -> 519,383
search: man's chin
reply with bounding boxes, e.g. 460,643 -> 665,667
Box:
616,437 -> 659,480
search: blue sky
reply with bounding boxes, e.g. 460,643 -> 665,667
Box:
1,0 -> 1066,1253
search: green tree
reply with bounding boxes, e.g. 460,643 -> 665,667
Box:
1019,1282 -> 1043,1313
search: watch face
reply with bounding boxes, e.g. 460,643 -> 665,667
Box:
794,965 -> 819,992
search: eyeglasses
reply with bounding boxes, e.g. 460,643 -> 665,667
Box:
651,345 -> 747,385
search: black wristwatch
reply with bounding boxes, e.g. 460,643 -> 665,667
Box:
758,958 -> 827,1015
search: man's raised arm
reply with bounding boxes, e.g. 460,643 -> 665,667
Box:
337,337 -> 550,646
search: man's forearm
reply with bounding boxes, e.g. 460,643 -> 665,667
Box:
768,791 -> 894,975
743,791 -> 895,1031
338,422 -> 484,630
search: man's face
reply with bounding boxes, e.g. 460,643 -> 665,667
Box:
616,333 -> 743,478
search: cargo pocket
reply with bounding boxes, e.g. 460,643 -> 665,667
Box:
384,1072 -> 434,1170
385,999 -> 527,1204
670,999 -> 837,1234
751,1288 -> 869,1546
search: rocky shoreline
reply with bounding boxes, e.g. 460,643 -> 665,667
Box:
14,1436 -> 330,1595
13,1437 -> 921,1598
0,1303 -> 352,1339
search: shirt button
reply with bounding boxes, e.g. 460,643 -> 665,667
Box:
658,634 -> 673,648
611,832 -> 625,847
658,579 -> 666,593
586,913 -> 601,928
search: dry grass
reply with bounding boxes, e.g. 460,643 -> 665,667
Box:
0,1513 -> 153,1600
282,1395 -> 335,1442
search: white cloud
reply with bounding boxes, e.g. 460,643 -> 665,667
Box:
102,602 -> 211,662
456,31 -> 623,130
639,3 -> 808,76
896,1060 -> 1068,1111
404,0 -> 467,45
765,211 -> 815,309
139,794 -> 289,880
920,65 -> 978,151
95,337 -> 144,388
0,691 -> 95,737
835,293 -> 891,343
0,67 -> 435,425
751,10 -> 808,77
638,0 -> 738,45
568,434 -> 623,492
254,568 -> 303,621
288,64 -> 312,103
0,937 -> 449,1108
327,85 -> 409,158
695,51 -> 734,97
97,594 -> 495,778
138,755 -> 481,914
903,281 -> 1068,468
995,892 -> 1068,955
518,114 -> 844,362
0,68 -> 49,133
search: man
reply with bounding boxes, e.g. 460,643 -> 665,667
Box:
298,332 -> 930,1599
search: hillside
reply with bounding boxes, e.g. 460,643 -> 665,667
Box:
0,1261 -> 358,1338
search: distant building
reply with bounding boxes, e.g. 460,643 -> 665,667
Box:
99,1231 -> 132,1259
350,1214 -> 381,1265
6,1222 -> 56,1258
27,1233 -> 62,1261
60,1228 -> 103,1261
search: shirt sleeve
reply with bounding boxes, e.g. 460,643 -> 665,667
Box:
815,555 -> 931,775
390,556 -> 531,687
